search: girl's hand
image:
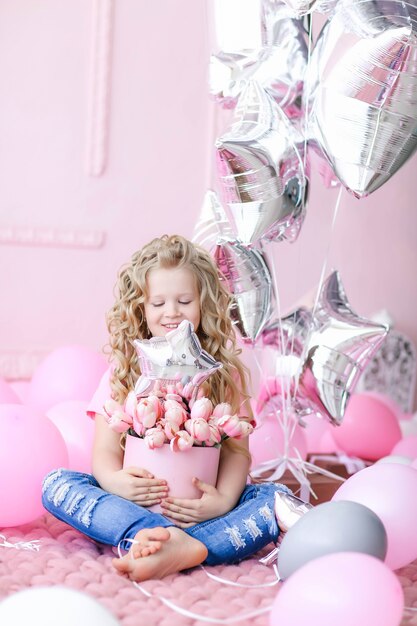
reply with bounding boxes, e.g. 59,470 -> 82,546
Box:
159,477 -> 234,527
105,466 -> 169,507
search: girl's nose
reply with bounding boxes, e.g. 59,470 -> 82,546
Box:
165,301 -> 180,317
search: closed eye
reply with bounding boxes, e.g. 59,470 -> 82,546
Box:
179,301 -> 192,305
152,303 -> 164,307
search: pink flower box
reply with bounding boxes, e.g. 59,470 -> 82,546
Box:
123,434 -> 221,513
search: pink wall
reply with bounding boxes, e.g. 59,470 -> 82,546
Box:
1,1 -> 416,409
0,0 -> 212,378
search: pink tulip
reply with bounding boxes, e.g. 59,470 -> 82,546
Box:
165,392 -> 183,404
103,398 -> 133,432
144,427 -> 166,449
174,381 -> 184,395
195,386 -> 207,401
167,383 -> 181,394
132,415 -> 146,437
163,419 -> 180,440
106,410 -> 132,433
170,430 -> 194,452
164,399 -> 188,426
181,381 -> 195,400
218,414 -> 243,438
207,422 -> 222,445
212,402 -> 233,419
191,397 -> 213,421
151,382 -> 166,399
137,395 -> 163,429
235,421 -> 254,439
185,417 -> 210,442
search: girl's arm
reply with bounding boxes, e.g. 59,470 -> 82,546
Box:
215,436 -> 251,506
215,395 -> 253,506
92,414 -> 123,481
92,414 -> 168,506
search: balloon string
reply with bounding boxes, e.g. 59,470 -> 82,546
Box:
302,10 -> 313,177
117,538 -> 280,623
200,564 -> 280,588
251,349 -> 289,480
288,13 -> 312,378
284,13 -> 312,371
292,184 -> 343,401
0,535 -> 41,552
118,538 -> 417,623
311,185 -> 343,318
267,256 -> 292,458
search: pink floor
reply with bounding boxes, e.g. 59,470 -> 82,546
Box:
1,514 -> 417,625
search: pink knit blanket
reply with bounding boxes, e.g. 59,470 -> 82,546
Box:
1,514 -> 417,625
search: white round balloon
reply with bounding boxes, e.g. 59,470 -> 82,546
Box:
376,455 -> 412,466
399,418 -> 417,438
0,587 -> 120,626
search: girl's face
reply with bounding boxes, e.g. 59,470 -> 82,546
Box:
144,266 -> 201,337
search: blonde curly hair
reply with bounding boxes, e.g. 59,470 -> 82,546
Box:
106,235 -> 252,419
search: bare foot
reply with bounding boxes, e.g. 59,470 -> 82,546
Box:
112,526 -> 208,581
130,527 -> 169,558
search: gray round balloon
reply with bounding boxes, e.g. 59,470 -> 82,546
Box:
278,500 -> 388,580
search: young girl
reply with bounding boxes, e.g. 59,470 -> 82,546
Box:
42,235 -> 290,581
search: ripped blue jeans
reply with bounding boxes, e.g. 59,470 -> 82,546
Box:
42,469 -> 291,565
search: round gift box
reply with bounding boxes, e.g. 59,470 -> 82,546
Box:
123,434 -> 221,512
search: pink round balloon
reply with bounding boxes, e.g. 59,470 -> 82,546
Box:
332,393 -> 402,461
0,377 -> 21,404
28,345 -> 107,414
270,552 -> 403,626
332,463 -> 417,569
301,413 -> 340,454
9,380 -> 30,404
391,435 -> 417,459
250,415 -> 307,469
47,401 -> 95,473
363,392 -> 402,420
0,404 -> 68,526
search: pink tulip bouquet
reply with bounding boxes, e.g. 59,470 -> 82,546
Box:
103,380 -> 253,452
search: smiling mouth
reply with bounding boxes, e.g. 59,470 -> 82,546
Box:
163,323 -> 180,329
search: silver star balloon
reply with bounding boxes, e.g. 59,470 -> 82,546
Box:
134,320 -> 222,397
274,491 -> 313,533
306,0 -> 417,197
280,0 -> 338,17
210,0 -> 308,113
259,307 -> 313,356
297,271 -> 389,424
215,80 -> 308,246
192,189 -> 234,252
214,240 -> 272,344
259,490 -> 313,566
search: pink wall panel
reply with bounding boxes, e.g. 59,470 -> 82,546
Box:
0,0 -> 212,378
